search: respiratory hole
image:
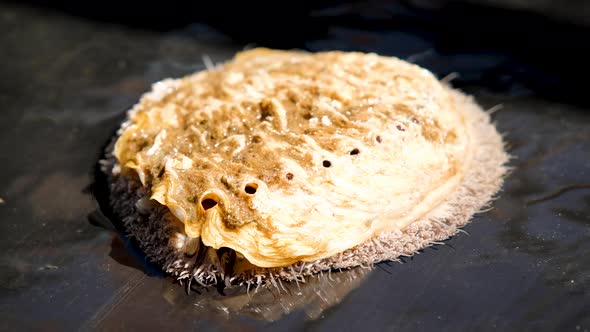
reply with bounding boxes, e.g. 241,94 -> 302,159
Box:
245,183 -> 258,194
201,193 -> 219,210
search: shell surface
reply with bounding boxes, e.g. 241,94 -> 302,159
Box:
114,48 -> 475,268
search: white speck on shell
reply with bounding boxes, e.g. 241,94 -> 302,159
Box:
144,79 -> 180,102
169,233 -> 186,250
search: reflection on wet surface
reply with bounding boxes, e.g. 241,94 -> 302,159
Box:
164,266 -> 372,322
0,3 -> 589,331
525,183 -> 590,206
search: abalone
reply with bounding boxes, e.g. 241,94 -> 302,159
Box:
104,48 -> 508,287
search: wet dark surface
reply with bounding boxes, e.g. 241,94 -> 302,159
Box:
1,3 -> 589,331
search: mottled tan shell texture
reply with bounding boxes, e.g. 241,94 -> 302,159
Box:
104,48 -> 508,288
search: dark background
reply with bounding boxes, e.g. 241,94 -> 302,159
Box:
0,1 -> 589,331
8,0 -> 590,106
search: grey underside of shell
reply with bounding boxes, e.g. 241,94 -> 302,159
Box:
103,95 -> 508,289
